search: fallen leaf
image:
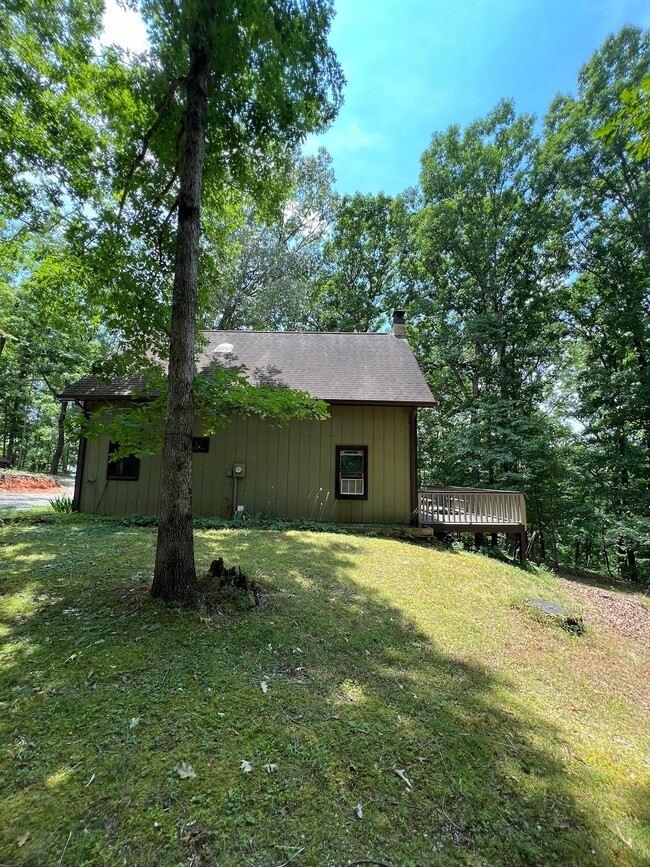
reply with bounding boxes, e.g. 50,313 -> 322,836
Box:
355,803 -> 363,819
395,768 -> 412,789
240,760 -> 252,773
264,763 -> 277,773
17,832 -> 30,847
173,762 -> 196,779
260,681 -> 268,694
129,716 -> 141,729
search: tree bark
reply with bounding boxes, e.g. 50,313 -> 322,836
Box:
152,42 -> 211,604
17,381 -> 33,470
50,400 -> 67,476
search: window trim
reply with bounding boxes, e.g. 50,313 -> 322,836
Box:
335,445 -> 368,500
106,442 -> 140,481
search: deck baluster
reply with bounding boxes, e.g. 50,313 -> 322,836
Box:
418,486 -> 527,563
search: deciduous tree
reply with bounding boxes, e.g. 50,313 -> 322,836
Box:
115,1 -> 343,603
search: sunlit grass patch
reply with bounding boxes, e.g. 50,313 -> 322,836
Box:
0,520 -> 647,866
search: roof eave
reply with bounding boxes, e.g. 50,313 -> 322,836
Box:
61,393 -> 436,408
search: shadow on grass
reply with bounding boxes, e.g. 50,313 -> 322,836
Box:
0,521 -> 639,866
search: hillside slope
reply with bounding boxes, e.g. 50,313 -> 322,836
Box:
0,522 -> 648,866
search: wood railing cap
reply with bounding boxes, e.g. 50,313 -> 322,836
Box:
419,486 -> 524,496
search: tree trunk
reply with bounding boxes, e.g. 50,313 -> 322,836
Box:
601,526 -> 613,579
49,400 -> 67,476
152,43 -> 211,604
17,385 -> 32,469
626,548 -> 638,581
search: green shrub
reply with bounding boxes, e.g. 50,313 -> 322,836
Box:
49,496 -> 73,514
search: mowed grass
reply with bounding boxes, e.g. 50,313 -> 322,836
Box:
0,520 -> 648,867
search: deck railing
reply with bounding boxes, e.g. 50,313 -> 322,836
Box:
418,486 -> 526,528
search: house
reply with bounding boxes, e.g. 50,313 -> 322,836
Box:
60,312 -> 436,524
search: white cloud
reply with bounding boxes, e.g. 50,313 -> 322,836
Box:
304,118 -> 385,157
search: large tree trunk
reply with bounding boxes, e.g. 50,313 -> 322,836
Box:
50,400 -> 67,476
152,43 -> 211,604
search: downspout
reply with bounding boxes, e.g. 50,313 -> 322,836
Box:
409,408 -> 418,525
72,400 -> 89,513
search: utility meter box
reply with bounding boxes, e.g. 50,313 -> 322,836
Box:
232,462 -> 246,478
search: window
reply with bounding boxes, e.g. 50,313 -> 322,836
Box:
192,437 -> 210,453
106,442 -> 139,480
336,446 -> 368,500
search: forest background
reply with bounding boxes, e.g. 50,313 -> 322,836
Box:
1,9 -> 648,583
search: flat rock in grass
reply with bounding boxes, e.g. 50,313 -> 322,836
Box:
527,599 -> 567,617
526,599 -> 586,635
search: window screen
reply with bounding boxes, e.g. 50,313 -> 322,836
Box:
336,446 -> 368,500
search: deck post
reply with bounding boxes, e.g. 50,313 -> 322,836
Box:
519,529 -> 527,565
475,532 -> 484,549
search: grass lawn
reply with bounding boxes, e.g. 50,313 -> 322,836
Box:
0,519 -> 648,866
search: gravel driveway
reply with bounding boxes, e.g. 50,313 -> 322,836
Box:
0,476 -> 75,513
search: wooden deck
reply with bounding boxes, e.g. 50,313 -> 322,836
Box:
418,486 -> 527,562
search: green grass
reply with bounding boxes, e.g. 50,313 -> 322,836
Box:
0,520 -> 648,866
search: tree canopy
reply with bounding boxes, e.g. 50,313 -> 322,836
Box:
1,12 -> 648,585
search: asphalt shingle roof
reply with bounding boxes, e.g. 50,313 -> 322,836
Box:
59,330 -> 435,406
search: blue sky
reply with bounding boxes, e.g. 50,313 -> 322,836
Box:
303,0 -> 650,194
103,0 -> 650,196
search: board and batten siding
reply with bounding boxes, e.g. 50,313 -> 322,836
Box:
79,404 -> 413,523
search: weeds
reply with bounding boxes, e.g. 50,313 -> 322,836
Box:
49,496 -> 73,514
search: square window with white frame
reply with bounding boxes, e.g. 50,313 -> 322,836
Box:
336,445 -> 368,500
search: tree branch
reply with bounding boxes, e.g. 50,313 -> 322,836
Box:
41,372 -> 60,398
157,195 -> 180,262
118,77 -> 187,218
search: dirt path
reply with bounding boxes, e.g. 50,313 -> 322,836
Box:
0,476 -> 75,512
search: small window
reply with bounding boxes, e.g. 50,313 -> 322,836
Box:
192,437 -> 210,453
107,442 -> 139,481
336,446 -> 368,500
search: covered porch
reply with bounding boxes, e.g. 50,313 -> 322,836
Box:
418,486 -> 527,563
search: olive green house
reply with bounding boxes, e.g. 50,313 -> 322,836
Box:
61,315 -> 435,524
